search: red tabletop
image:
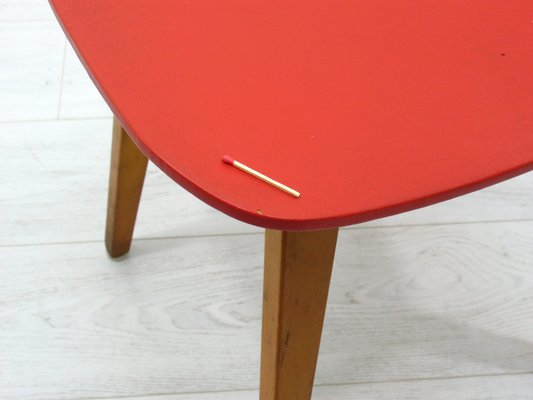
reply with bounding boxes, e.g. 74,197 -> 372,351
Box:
50,0 -> 533,230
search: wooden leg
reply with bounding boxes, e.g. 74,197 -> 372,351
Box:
260,228 -> 339,400
105,117 -> 148,258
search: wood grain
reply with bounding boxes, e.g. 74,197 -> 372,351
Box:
2,12 -> 533,400
105,117 -> 148,257
261,229 -> 338,400
100,373 -> 533,399
1,222 -> 532,399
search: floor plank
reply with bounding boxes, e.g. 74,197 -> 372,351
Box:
0,119 -> 258,247
112,374 -> 533,400
3,3 -> 533,399
1,222 -> 532,399
0,0 -> 55,22
0,21 -> 64,121
1,120 -> 533,246
59,43 -> 112,119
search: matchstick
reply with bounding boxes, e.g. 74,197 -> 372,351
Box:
222,155 -> 300,198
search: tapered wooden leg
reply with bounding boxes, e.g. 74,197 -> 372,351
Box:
105,117 -> 148,258
260,228 -> 339,400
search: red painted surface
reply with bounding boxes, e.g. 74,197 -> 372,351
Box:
50,0 -> 533,230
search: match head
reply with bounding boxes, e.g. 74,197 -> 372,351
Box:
222,155 -> 235,165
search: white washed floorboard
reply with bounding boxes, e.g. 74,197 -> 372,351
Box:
2,3 -> 532,399
367,173 -> 533,227
1,223 -> 533,399
113,374 -> 533,400
59,43 -> 112,119
0,0 -> 55,22
0,119 -> 259,247
0,21 -> 64,121
1,119 -> 533,246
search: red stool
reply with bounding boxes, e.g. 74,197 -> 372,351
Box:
50,1 -> 533,399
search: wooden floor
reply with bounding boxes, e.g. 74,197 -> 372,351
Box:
1,2 -> 533,399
